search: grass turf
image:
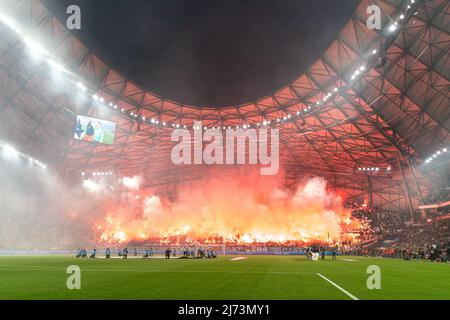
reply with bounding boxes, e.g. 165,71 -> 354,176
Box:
0,255 -> 449,300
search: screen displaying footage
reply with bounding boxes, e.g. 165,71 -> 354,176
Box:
74,115 -> 117,145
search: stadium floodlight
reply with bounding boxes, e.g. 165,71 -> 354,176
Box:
443,148 -> 448,153
389,24 -> 397,32
23,37 -> 46,59
2,144 -> 18,158
334,88 -> 338,92
373,49 -> 377,55
0,14 -> 19,32
47,60 -> 64,73
93,94 -> 99,101
400,14 -> 405,20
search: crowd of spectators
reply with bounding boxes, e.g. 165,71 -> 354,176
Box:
389,224 -> 450,260
344,200 -> 450,263
352,225 -> 450,262
420,183 -> 450,218
345,201 -> 408,241
423,183 -> 450,205
432,207 -> 450,218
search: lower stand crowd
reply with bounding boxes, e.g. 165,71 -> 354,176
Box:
345,200 -> 450,263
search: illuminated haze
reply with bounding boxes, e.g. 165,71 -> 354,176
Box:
0,160 -> 356,250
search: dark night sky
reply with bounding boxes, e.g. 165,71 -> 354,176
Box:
41,0 -> 360,107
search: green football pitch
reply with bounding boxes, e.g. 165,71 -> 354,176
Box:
0,255 -> 449,300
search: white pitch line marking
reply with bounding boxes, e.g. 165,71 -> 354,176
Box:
230,257 -> 247,261
316,273 -> 359,300
341,259 -> 357,262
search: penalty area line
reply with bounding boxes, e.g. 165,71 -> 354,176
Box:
316,273 -> 359,301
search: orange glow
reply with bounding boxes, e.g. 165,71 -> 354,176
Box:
94,174 -> 363,245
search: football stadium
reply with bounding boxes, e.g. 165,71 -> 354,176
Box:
0,0 -> 449,304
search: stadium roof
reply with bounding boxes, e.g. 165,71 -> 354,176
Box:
0,0 -> 449,210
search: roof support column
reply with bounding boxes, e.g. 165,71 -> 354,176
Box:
407,158 -> 427,223
367,176 -> 373,208
397,157 -> 415,224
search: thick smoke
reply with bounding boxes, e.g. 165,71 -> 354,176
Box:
0,160 -> 354,250
0,161 -> 105,250
97,172 -> 353,245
